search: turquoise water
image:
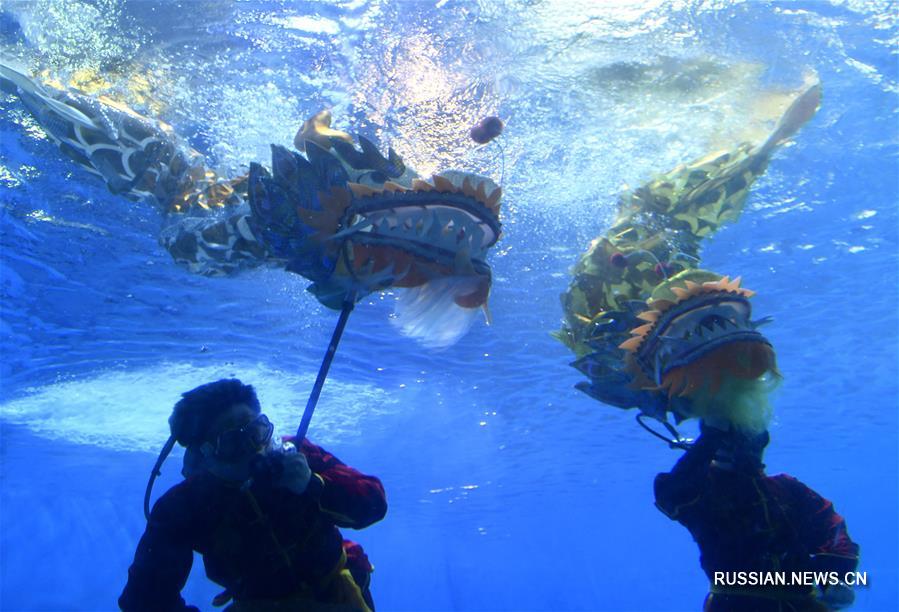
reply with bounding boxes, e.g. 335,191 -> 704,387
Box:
1,1 -> 897,610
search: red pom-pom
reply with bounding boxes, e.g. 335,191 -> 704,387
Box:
654,262 -> 675,279
470,116 -> 504,144
609,252 -> 628,268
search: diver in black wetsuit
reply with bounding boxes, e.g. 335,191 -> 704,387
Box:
655,422 -> 859,611
555,75 -> 861,610
120,378 -> 386,612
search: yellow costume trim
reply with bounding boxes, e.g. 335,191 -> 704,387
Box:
295,109 -> 355,152
223,547 -> 372,612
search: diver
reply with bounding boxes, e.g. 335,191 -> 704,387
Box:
0,62 -> 503,347
614,268 -> 860,611
655,420 -> 860,611
556,73 -> 862,610
623,269 -> 858,611
119,378 -> 386,612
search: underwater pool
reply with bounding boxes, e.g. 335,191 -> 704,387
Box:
1,1 -> 896,611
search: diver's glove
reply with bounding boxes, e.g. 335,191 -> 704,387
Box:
250,445 -> 312,496
275,446 -> 313,495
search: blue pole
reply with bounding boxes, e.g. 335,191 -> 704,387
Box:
296,292 -> 356,440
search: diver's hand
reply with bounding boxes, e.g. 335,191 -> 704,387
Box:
273,447 -> 312,496
250,446 -> 312,495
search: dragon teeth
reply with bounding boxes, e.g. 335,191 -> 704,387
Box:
475,181 -> 487,203
411,178 -> 433,191
432,175 -> 454,192
383,181 -> 407,192
462,177 -> 477,199
486,187 -> 502,211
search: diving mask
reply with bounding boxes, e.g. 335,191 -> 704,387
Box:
209,413 -> 274,462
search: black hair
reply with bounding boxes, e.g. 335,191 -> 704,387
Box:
168,378 -> 261,447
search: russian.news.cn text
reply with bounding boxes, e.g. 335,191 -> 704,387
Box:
713,571 -> 868,587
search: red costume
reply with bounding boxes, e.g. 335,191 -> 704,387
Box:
119,438 -> 386,611
654,432 -> 859,611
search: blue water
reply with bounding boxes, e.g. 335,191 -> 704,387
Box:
1,1 -> 897,611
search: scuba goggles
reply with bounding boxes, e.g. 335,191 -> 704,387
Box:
208,413 -> 274,462
144,413 -> 274,520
